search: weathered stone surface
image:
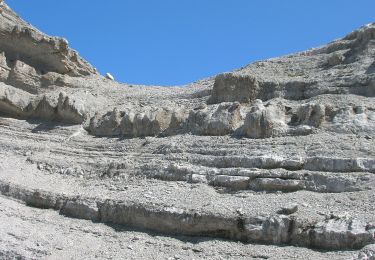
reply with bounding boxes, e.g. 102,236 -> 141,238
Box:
208,73 -> 260,104
89,107 -> 184,137
1,196 -> 358,260
0,82 -> 31,117
295,103 -> 326,127
0,83 -> 85,123
0,178 -> 374,251
6,60 -> 41,94
243,100 -> 288,138
121,107 -> 174,137
209,23 -> 375,104
188,102 -> 243,136
0,2 -> 375,258
0,51 -> 9,81
89,109 -> 123,136
294,218 -> 375,250
277,203 -> 299,215
61,199 -> 100,221
356,244 -> 375,260
0,3 -> 96,76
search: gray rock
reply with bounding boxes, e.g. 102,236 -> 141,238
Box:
208,73 -> 260,104
243,101 -> 288,138
356,244 -> 375,260
0,3 -> 96,76
0,2 -> 375,257
277,203 -> 299,215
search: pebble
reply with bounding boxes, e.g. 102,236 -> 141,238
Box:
236,208 -> 244,215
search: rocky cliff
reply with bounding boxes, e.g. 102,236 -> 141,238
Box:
0,1 -> 374,259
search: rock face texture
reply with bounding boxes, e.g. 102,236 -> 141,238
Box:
0,2 -> 374,259
0,2 -> 96,77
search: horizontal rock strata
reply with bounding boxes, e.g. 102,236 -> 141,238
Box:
0,1 -> 374,257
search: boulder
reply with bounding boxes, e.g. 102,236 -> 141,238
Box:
89,109 -> 122,137
121,107 -> 174,137
208,73 -> 260,104
188,102 -> 243,135
0,82 -> 31,117
277,203 -> 299,215
105,73 -> 114,81
243,100 -> 288,138
326,52 -> 345,67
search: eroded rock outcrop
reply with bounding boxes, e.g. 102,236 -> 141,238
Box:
0,82 -> 31,117
88,102 -> 245,137
0,2 -> 96,77
0,2 -> 375,257
0,179 -> 373,250
209,23 -> 375,105
208,73 -> 260,104
294,103 -> 326,128
294,217 -> 375,250
6,60 -> 41,94
0,83 -> 85,123
243,100 -> 288,138
330,105 -> 375,133
0,51 -> 10,81
187,102 -> 243,136
89,107 -> 189,137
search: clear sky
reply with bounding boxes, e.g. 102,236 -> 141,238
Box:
5,0 -> 375,86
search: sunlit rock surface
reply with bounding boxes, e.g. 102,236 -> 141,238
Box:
0,2 -> 374,259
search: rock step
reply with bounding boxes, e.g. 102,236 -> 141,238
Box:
0,179 -> 373,250
162,153 -> 375,173
1,196 -> 359,260
139,162 -> 375,193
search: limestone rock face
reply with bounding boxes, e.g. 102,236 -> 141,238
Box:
89,107 -> 188,137
208,73 -> 260,104
0,82 -> 31,117
89,103 -> 244,137
295,103 -> 326,128
295,217 -> 375,250
0,52 -> 10,81
121,107 -> 174,137
209,23 -> 375,104
243,100 -> 288,138
188,102 -> 243,136
7,60 -> 41,94
0,3 -> 96,77
0,2 -> 375,258
0,83 -> 85,123
330,105 -> 375,133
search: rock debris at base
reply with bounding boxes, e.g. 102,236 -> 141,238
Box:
0,1 -> 374,259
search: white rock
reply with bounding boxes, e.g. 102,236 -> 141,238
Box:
105,73 -> 114,81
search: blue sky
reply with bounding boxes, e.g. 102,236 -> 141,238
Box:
6,0 -> 375,86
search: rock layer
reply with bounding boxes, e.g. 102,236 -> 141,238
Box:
0,2 -> 375,258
